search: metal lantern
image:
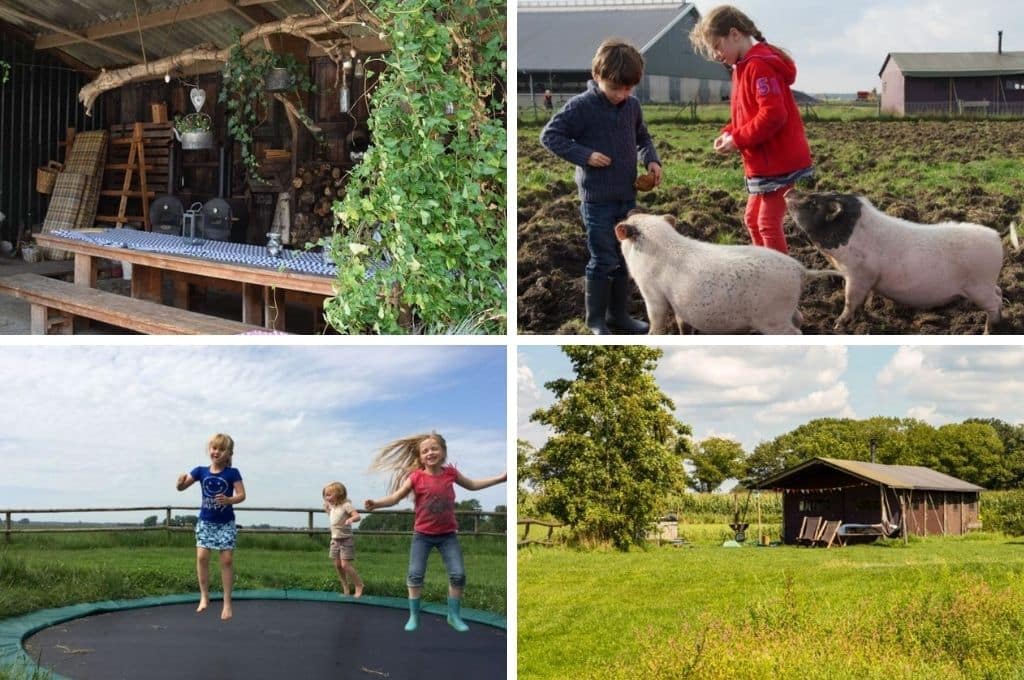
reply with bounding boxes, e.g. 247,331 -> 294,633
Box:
183,202 -> 204,245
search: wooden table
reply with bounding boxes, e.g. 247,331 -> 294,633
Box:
34,232 -> 335,331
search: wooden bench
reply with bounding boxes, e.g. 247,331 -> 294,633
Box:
0,273 -> 268,335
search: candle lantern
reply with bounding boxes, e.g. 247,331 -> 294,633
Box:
182,202 -> 204,245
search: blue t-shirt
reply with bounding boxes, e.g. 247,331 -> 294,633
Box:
190,466 -> 243,524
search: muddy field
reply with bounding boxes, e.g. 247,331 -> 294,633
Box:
518,119 -> 1024,334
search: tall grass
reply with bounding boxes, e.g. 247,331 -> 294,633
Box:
518,534 -> 1024,679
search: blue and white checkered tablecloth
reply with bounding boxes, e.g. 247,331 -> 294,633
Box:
52,229 -> 338,277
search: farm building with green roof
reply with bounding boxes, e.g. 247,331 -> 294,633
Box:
754,457 -> 984,545
879,35 -> 1024,116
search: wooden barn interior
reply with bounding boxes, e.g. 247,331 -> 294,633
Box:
0,0 -> 387,249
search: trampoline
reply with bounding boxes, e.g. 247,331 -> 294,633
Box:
0,590 -> 506,680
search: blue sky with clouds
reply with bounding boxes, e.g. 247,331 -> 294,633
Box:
519,345 -> 1024,454
687,0 -> 1024,93
1,345 -> 507,526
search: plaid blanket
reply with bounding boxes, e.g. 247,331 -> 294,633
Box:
39,130 -> 108,259
65,131 -> 107,230
40,172 -> 90,260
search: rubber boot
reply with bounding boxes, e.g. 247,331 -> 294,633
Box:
584,278 -> 612,335
606,275 -> 649,334
447,596 -> 469,632
405,597 -> 420,632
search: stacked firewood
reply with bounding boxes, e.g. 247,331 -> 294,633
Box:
290,160 -> 349,247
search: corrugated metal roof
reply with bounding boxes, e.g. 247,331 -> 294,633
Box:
518,2 -> 695,71
0,0 -> 335,70
881,51 -> 1024,78
756,457 -> 985,492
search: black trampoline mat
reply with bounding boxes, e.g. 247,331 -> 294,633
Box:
24,600 -> 506,680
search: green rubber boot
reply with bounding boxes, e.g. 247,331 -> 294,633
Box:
446,596 -> 469,632
405,597 -> 420,632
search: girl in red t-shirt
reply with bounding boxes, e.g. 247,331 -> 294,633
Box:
691,5 -> 814,254
365,432 -> 506,632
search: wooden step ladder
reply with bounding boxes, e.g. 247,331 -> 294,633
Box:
96,122 -> 150,228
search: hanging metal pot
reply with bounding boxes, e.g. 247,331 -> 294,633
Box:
264,67 -> 295,92
173,113 -> 214,150
175,129 -> 214,150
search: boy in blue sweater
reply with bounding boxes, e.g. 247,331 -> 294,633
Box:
541,38 -> 662,334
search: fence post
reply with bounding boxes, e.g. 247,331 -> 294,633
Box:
166,507 -> 172,538
4,511 -> 10,543
308,510 -> 314,539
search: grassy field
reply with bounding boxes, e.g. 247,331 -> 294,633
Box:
0,531 -> 506,621
0,532 -> 505,679
519,532 -> 1024,679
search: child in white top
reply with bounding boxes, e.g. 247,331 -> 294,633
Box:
323,481 -> 364,597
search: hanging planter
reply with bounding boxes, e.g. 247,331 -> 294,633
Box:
173,112 -> 214,150
264,67 -> 295,92
219,38 -> 317,175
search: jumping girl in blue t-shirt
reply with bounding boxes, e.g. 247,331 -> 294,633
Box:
176,433 -> 246,620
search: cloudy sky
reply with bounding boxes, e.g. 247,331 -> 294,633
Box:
1,345 -> 507,527
519,345 -> 1024,453
687,0 -> 1023,93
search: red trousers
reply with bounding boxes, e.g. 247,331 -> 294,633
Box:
744,187 -> 790,254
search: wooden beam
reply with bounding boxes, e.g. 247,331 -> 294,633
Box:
36,0 -> 243,50
0,5 -> 139,62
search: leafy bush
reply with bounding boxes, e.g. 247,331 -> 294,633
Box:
330,0 -> 506,333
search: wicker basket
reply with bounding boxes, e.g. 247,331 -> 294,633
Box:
21,245 -> 42,263
36,161 -> 63,194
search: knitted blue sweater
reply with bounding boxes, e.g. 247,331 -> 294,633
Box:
540,80 -> 660,203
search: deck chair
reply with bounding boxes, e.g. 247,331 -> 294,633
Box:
795,516 -> 823,546
814,519 -> 843,548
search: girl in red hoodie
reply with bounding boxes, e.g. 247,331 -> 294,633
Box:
691,6 -> 813,254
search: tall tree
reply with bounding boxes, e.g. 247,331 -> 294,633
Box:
932,422 -> 1004,488
964,418 -> 1024,489
689,437 -> 745,493
529,346 -> 690,549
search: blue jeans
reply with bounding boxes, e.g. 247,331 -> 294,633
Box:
407,532 -> 465,588
580,199 -> 635,281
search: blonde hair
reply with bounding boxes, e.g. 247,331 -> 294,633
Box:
370,432 -> 447,494
323,481 -> 348,503
591,38 -> 644,87
690,5 -> 792,64
208,433 -> 235,467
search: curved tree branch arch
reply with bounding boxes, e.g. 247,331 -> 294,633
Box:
78,3 -> 382,115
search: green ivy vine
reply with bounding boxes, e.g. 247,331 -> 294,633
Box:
219,37 -> 316,175
0,60 -> 10,85
329,0 -> 506,334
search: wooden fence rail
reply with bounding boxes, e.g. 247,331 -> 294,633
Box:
518,517 -> 563,547
2,506 -> 506,542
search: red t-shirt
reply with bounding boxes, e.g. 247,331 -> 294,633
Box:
410,466 -> 459,534
724,42 -> 812,178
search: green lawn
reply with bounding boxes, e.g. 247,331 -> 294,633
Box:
0,531 -> 506,620
519,533 -> 1024,679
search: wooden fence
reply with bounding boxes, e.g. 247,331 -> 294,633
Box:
2,506 -> 506,542
517,517 -> 563,547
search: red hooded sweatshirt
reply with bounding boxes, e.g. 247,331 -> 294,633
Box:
724,42 -> 812,179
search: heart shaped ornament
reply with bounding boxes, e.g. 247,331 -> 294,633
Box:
190,87 -> 206,112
